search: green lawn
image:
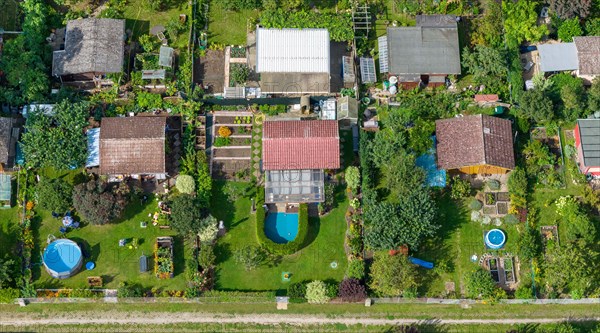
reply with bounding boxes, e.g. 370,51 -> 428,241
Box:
416,192 -> 521,297
207,2 -> 259,45
33,195 -> 190,290
0,207 -> 19,257
212,181 -> 348,292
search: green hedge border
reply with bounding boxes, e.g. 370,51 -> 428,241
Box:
255,188 -> 308,255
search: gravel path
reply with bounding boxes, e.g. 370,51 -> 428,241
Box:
1,312 -> 599,326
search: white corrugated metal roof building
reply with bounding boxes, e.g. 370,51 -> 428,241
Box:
256,28 -> 330,74
538,43 -> 578,73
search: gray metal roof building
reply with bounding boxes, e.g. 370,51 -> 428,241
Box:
52,18 -> 125,76
576,119 -> 600,169
537,43 -> 578,73
386,15 -> 461,76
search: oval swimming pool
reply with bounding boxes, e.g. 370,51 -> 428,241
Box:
43,239 -> 83,279
264,212 -> 299,244
485,229 -> 506,250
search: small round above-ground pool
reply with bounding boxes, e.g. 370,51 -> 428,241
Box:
485,229 -> 506,250
43,239 -> 83,279
265,212 -> 299,244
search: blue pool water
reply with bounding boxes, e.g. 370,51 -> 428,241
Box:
265,212 -> 299,244
43,239 -> 83,278
485,229 -> 506,250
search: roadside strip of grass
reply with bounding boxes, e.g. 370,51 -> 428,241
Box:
1,302 -> 600,320
2,323 -> 599,333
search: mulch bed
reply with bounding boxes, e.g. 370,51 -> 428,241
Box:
212,147 -> 252,158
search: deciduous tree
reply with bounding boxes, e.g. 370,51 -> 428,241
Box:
72,179 -> 127,225
550,0 -> 592,19
170,194 -> 208,235
364,189 -> 438,251
36,178 -> 73,213
503,0 -> 548,46
369,253 -> 417,297
518,89 -> 554,124
558,18 -> 583,42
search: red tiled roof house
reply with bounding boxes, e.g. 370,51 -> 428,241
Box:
574,119 -> 600,176
262,120 -> 340,203
99,117 -> 167,179
436,114 -> 515,174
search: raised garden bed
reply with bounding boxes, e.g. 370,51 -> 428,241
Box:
215,115 -> 253,125
483,205 -> 497,215
496,192 -> 510,202
217,125 -> 252,136
497,202 -> 508,215
212,160 -> 251,180
214,137 -> 251,147
503,257 -> 515,283
155,237 -> 174,279
230,46 -> 246,58
541,225 -> 559,250
212,147 -> 252,158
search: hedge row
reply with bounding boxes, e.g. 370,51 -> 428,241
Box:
0,288 -> 19,303
255,188 -> 308,255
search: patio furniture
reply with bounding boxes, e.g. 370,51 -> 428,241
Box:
47,234 -> 56,244
87,276 -> 103,287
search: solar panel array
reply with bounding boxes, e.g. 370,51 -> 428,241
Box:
360,57 -> 377,83
378,36 -> 389,73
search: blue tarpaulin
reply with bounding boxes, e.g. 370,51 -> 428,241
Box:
415,136 -> 446,188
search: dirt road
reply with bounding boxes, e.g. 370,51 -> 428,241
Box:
1,312 -> 599,326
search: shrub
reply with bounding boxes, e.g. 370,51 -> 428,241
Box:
558,17 -> 583,42
515,283 -> 534,299
305,280 -> 330,304
486,179 -> 501,191
508,167 -> 527,197
73,179 -> 127,225
198,243 -> 216,270
346,258 -> 365,280
170,194 -> 209,235
117,282 -> 143,298
369,253 -> 417,297
465,268 -> 506,301
338,278 -> 367,302
469,199 -> 483,211
0,288 -> 19,303
175,175 -> 195,194
198,216 -> 218,244
503,214 -> 519,225
256,199 -> 309,255
287,281 -> 308,300
345,166 -> 360,190
36,178 -> 73,213
450,176 -> 471,200
518,227 -> 542,261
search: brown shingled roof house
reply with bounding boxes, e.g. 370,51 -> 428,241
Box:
99,117 -> 166,177
262,120 -> 340,203
436,114 -> 515,174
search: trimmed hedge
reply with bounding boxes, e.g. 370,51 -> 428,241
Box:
256,188 -> 308,255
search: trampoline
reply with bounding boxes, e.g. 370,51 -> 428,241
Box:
485,229 -> 506,250
43,239 -> 83,279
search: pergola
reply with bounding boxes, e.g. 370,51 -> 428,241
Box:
265,169 -> 324,203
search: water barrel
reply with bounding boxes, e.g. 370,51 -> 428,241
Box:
383,80 -> 390,90
389,85 -> 397,95
389,76 -> 398,85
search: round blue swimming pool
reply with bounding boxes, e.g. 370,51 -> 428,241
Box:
485,229 -> 506,250
43,239 -> 83,279
264,212 -> 299,244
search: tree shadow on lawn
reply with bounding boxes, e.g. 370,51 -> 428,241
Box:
210,181 -> 236,230
111,197 -> 152,225
172,235 -> 186,278
301,216 -> 321,251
